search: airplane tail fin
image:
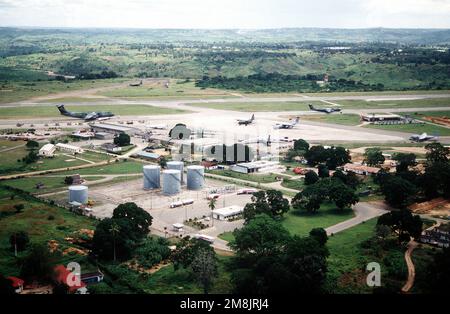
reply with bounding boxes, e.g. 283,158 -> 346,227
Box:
57,104 -> 68,115
251,114 -> 255,121
308,104 -> 314,110
294,117 -> 300,124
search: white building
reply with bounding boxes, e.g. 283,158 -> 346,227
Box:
230,160 -> 280,174
212,205 -> 244,221
56,143 -> 84,154
38,144 -> 56,157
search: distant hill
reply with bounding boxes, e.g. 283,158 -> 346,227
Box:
1,27 -> 450,45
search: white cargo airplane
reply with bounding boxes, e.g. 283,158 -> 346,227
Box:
274,117 -> 300,129
409,133 -> 438,142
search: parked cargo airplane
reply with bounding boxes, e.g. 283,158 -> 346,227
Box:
237,114 -> 255,126
309,104 -> 341,114
57,105 -> 114,121
274,117 -> 300,129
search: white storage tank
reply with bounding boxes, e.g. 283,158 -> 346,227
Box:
167,161 -> 184,184
143,165 -> 161,190
69,185 -> 88,204
163,170 -> 181,195
187,165 -> 205,190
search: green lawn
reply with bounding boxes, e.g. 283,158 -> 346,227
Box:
364,122 -> 450,136
301,114 -> 362,126
281,178 -> 305,191
1,176 -> 106,194
188,97 -> 450,112
99,80 -> 232,99
218,232 -> 235,243
337,97 -> 450,110
0,104 -> 189,119
61,160 -> 145,176
207,170 -> 288,184
0,78 -> 128,104
282,203 -> 355,237
0,145 -> 89,175
0,190 -> 98,276
324,218 -> 377,293
189,101 -> 318,112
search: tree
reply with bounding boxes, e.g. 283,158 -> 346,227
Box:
318,164 -> 329,178
282,236 -> 329,294
14,204 -> 24,213
326,146 -> 351,170
22,150 -> 39,164
332,170 -> 360,189
208,198 -> 217,226
159,156 -> 167,168
380,176 -> 417,208
364,147 -> 385,166
109,221 -> 120,262
232,214 -> 291,258
26,140 -> 39,150
114,133 -> 131,147
377,209 -> 423,243
10,231 -> 29,255
304,145 -> 328,166
191,248 -> 218,294
392,153 -> 417,173
292,181 -> 329,213
172,237 -> 214,270
64,176 -> 74,185
293,139 -> 310,152
304,171 -> 319,185
112,202 -> 152,240
243,190 -> 289,222
309,228 -> 328,246
375,224 -> 392,240
92,218 -> 135,261
329,180 -> 359,210
20,244 -> 54,281
425,142 -> 449,164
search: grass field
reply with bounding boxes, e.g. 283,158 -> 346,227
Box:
281,178 -> 305,191
0,190 -> 98,276
218,232 -> 235,243
0,142 -> 119,175
61,160 -> 145,176
98,80 -> 233,99
324,218 -> 377,293
188,101 -> 318,112
1,176 -> 106,194
282,203 -> 354,237
0,147 -> 88,175
0,104 -> 189,119
364,122 -> 450,136
188,97 -> 450,112
207,170 -> 288,184
336,97 -> 450,110
0,78 -> 128,104
301,114 -> 362,126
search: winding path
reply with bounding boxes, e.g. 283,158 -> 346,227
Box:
401,240 -> 419,293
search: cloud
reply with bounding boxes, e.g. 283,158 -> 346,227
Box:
0,0 -> 449,28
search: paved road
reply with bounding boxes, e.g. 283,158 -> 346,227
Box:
325,201 -> 389,236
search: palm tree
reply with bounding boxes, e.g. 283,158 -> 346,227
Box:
208,198 -> 217,226
109,222 -> 120,262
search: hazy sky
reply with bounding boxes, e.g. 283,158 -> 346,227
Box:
1,0 -> 450,29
